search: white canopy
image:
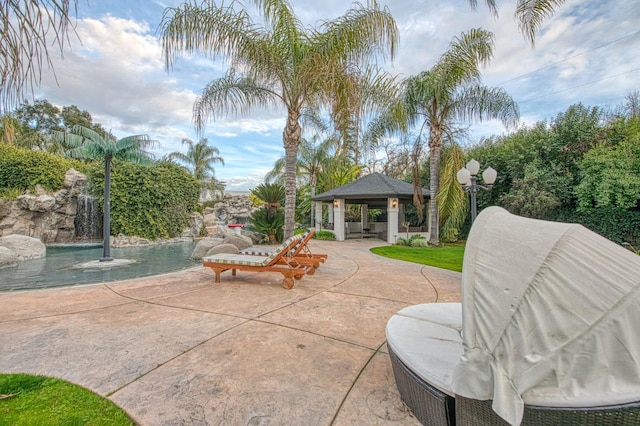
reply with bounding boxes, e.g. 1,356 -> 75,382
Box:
452,207 -> 640,426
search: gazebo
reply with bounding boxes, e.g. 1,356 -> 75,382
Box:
311,172 -> 430,243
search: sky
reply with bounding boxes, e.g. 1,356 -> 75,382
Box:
33,0 -> 640,191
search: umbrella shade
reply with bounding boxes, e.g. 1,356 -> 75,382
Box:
452,207 -> 640,425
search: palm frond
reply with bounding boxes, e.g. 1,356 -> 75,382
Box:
193,70 -> 281,131
437,144 -> 468,242
516,0 -> 566,46
452,85 -> 520,128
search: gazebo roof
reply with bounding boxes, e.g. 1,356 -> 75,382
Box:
311,172 -> 429,207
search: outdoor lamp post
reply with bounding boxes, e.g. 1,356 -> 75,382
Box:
456,159 -> 497,223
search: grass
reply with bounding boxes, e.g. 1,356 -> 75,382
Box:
0,374 -> 135,426
370,242 -> 465,272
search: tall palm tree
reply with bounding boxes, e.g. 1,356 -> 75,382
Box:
53,126 -> 155,261
167,137 -> 224,181
1,1 -> 78,113
160,0 -> 398,239
372,29 -> 519,245
469,0 -> 565,45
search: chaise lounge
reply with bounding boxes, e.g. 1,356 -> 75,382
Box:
203,234 -> 312,289
241,229 -> 328,270
386,207 -> 640,425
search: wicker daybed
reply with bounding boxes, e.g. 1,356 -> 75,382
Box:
386,207 -> 640,425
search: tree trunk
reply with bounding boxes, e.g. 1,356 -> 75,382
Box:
100,155 -> 113,261
428,127 -> 443,246
283,108 -> 301,240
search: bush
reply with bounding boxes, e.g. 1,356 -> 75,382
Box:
0,145 -> 85,192
395,237 -> 409,246
88,161 -> 200,240
246,207 -> 284,243
410,238 -> 428,247
315,230 -> 336,240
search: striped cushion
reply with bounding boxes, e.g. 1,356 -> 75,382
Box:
203,254 -> 271,267
204,234 -> 304,267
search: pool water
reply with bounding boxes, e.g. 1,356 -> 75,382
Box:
0,242 -> 199,292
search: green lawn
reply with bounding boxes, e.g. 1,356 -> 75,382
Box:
0,374 -> 134,426
370,242 -> 465,272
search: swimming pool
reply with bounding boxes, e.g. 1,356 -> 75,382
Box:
0,242 -> 199,291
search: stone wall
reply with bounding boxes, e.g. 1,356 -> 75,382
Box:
0,169 -> 92,243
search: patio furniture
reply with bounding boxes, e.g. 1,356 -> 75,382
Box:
240,230 -> 328,270
203,234 -> 311,289
386,206 -> 640,425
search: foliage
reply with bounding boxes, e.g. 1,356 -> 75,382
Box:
246,207 -> 285,244
575,138 -> 640,212
500,161 -> 565,218
0,373 -> 134,425
165,137 -> 224,181
438,145 -> 468,241
410,237 -> 428,247
370,243 -> 465,272
315,230 -> 336,241
552,207 -> 640,246
0,3 -> 78,112
395,237 -> 409,246
0,144 -> 85,192
251,183 -> 285,207
88,161 -> 200,239
4,99 -> 107,151
468,0 -> 565,46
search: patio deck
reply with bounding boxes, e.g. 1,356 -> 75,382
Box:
0,239 -> 461,425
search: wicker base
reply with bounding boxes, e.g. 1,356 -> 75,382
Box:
455,395 -> 640,426
388,346 -> 455,426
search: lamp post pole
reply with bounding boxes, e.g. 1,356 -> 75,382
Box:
457,159 -> 497,223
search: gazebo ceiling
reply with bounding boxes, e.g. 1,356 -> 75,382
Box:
311,172 -> 429,206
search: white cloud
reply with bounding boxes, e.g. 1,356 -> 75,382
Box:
22,0 -> 640,191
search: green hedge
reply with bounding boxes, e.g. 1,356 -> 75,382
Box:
0,144 -> 85,193
88,161 -> 200,240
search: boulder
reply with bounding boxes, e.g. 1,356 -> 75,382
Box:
0,234 -> 46,260
16,194 -> 56,212
182,212 -> 204,238
223,235 -> 253,251
0,246 -> 17,268
64,168 -> 88,189
191,237 -> 224,260
204,243 -> 239,257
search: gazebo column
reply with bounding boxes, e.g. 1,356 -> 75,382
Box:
333,199 -> 346,241
361,204 -> 368,233
388,198 -> 399,244
314,202 -> 323,232
328,203 -> 334,226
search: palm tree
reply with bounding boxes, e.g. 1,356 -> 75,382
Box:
167,137 -> 224,181
1,1 -> 78,113
53,126 -> 156,261
469,0 -> 565,45
166,137 -> 225,198
160,0 -> 398,240
372,29 -> 519,245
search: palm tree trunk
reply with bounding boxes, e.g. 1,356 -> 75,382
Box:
283,108 -> 301,239
100,155 -> 113,261
428,129 -> 442,246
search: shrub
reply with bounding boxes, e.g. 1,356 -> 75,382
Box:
315,230 -> 336,240
395,237 -> 409,246
246,207 -> 284,243
0,145 -> 85,192
410,238 -> 428,247
87,161 -> 200,240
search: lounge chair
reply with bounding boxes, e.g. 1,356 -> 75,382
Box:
386,207 -> 640,425
203,234 -> 311,289
241,230 -> 328,270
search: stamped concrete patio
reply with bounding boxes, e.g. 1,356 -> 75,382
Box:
0,238 -> 461,425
